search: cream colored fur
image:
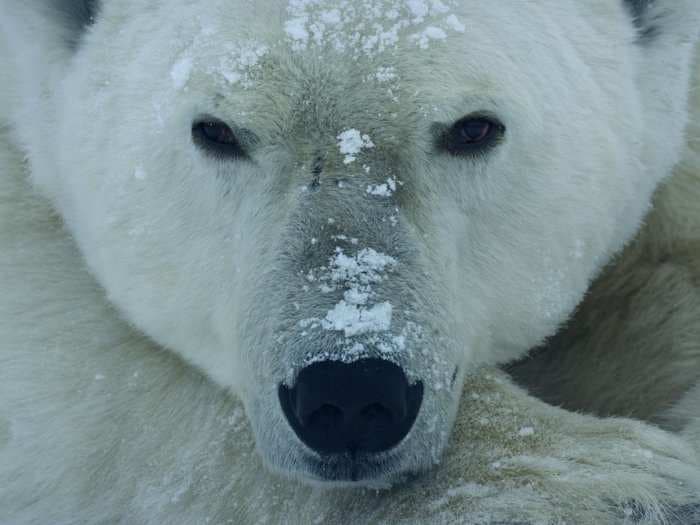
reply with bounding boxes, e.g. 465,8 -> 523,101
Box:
508,58 -> 700,432
1,71 -> 699,522
2,2 -> 700,523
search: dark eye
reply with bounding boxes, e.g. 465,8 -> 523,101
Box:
439,114 -> 505,156
192,118 -> 246,159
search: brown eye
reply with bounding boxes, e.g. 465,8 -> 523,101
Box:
439,114 -> 505,157
192,118 -> 246,159
459,119 -> 493,143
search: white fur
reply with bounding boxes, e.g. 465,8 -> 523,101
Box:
1,0 -> 700,522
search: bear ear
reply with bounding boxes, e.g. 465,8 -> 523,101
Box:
622,0 -> 700,44
620,0 -> 700,183
39,0 -> 101,50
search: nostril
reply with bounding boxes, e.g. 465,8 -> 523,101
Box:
360,403 -> 393,424
306,404 -> 344,429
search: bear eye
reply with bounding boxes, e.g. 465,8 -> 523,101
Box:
192,118 -> 246,159
439,114 -> 505,157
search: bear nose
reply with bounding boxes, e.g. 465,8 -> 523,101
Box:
279,358 -> 423,455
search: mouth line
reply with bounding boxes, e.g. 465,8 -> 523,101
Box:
301,451 -> 403,484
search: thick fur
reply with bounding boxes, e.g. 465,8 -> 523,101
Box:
2,1 -> 700,523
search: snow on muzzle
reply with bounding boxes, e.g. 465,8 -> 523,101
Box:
278,240 -> 427,456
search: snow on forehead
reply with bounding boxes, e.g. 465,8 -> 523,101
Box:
283,0 -> 465,56
167,1 -> 466,93
168,14 -> 270,91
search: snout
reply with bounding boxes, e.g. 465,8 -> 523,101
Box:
279,358 -> 423,455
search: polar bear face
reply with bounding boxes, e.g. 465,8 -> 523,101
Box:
7,0 -> 698,486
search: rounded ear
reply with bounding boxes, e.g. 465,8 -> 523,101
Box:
623,0 -> 700,44
621,0 -> 700,183
37,0 -> 101,49
0,1 -> 101,193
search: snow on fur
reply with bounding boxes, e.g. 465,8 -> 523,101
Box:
1,0 -> 700,524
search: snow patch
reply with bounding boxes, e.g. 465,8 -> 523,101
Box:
284,0 -> 464,56
367,177 -> 398,197
323,300 -> 393,337
374,66 -> 398,83
412,26 -> 448,49
445,14 -> 465,32
518,426 -> 535,437
171,56 -> 193,90
299,247 -> 398,338
337,129 -> 375,164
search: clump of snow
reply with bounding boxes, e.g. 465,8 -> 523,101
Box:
377,334 -> 406,353
300,247 -> 397,338
445,13 -> 466,32
367,177 -> 398,197
331,234 -> 359,245
326,247 -> 397,289
337,129 -> 375,164
412,26 -> 448,49
134,166 -> 146,180
518,426 -> 535,437
171,56 -> 193,90
323,300 -> 393,337
374,66 -> 398,83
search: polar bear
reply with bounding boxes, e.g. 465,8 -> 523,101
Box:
1,0 -> 700,523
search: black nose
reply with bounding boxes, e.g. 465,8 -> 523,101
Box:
279,358 -> 423,455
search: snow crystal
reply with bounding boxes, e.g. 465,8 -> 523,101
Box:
406,0 -> 429,20
327,247 -> 397,284
323,300 -> 393,337
412,26 -> 448,49
367,177 -> 398,197
171,56 -> 193,90
374,66 -> 398,83
445,13 -> 465,32
518,426 -> 535,437
337,129 -> 375,164
217,42 -> 268,87
284,17 -> 310,44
